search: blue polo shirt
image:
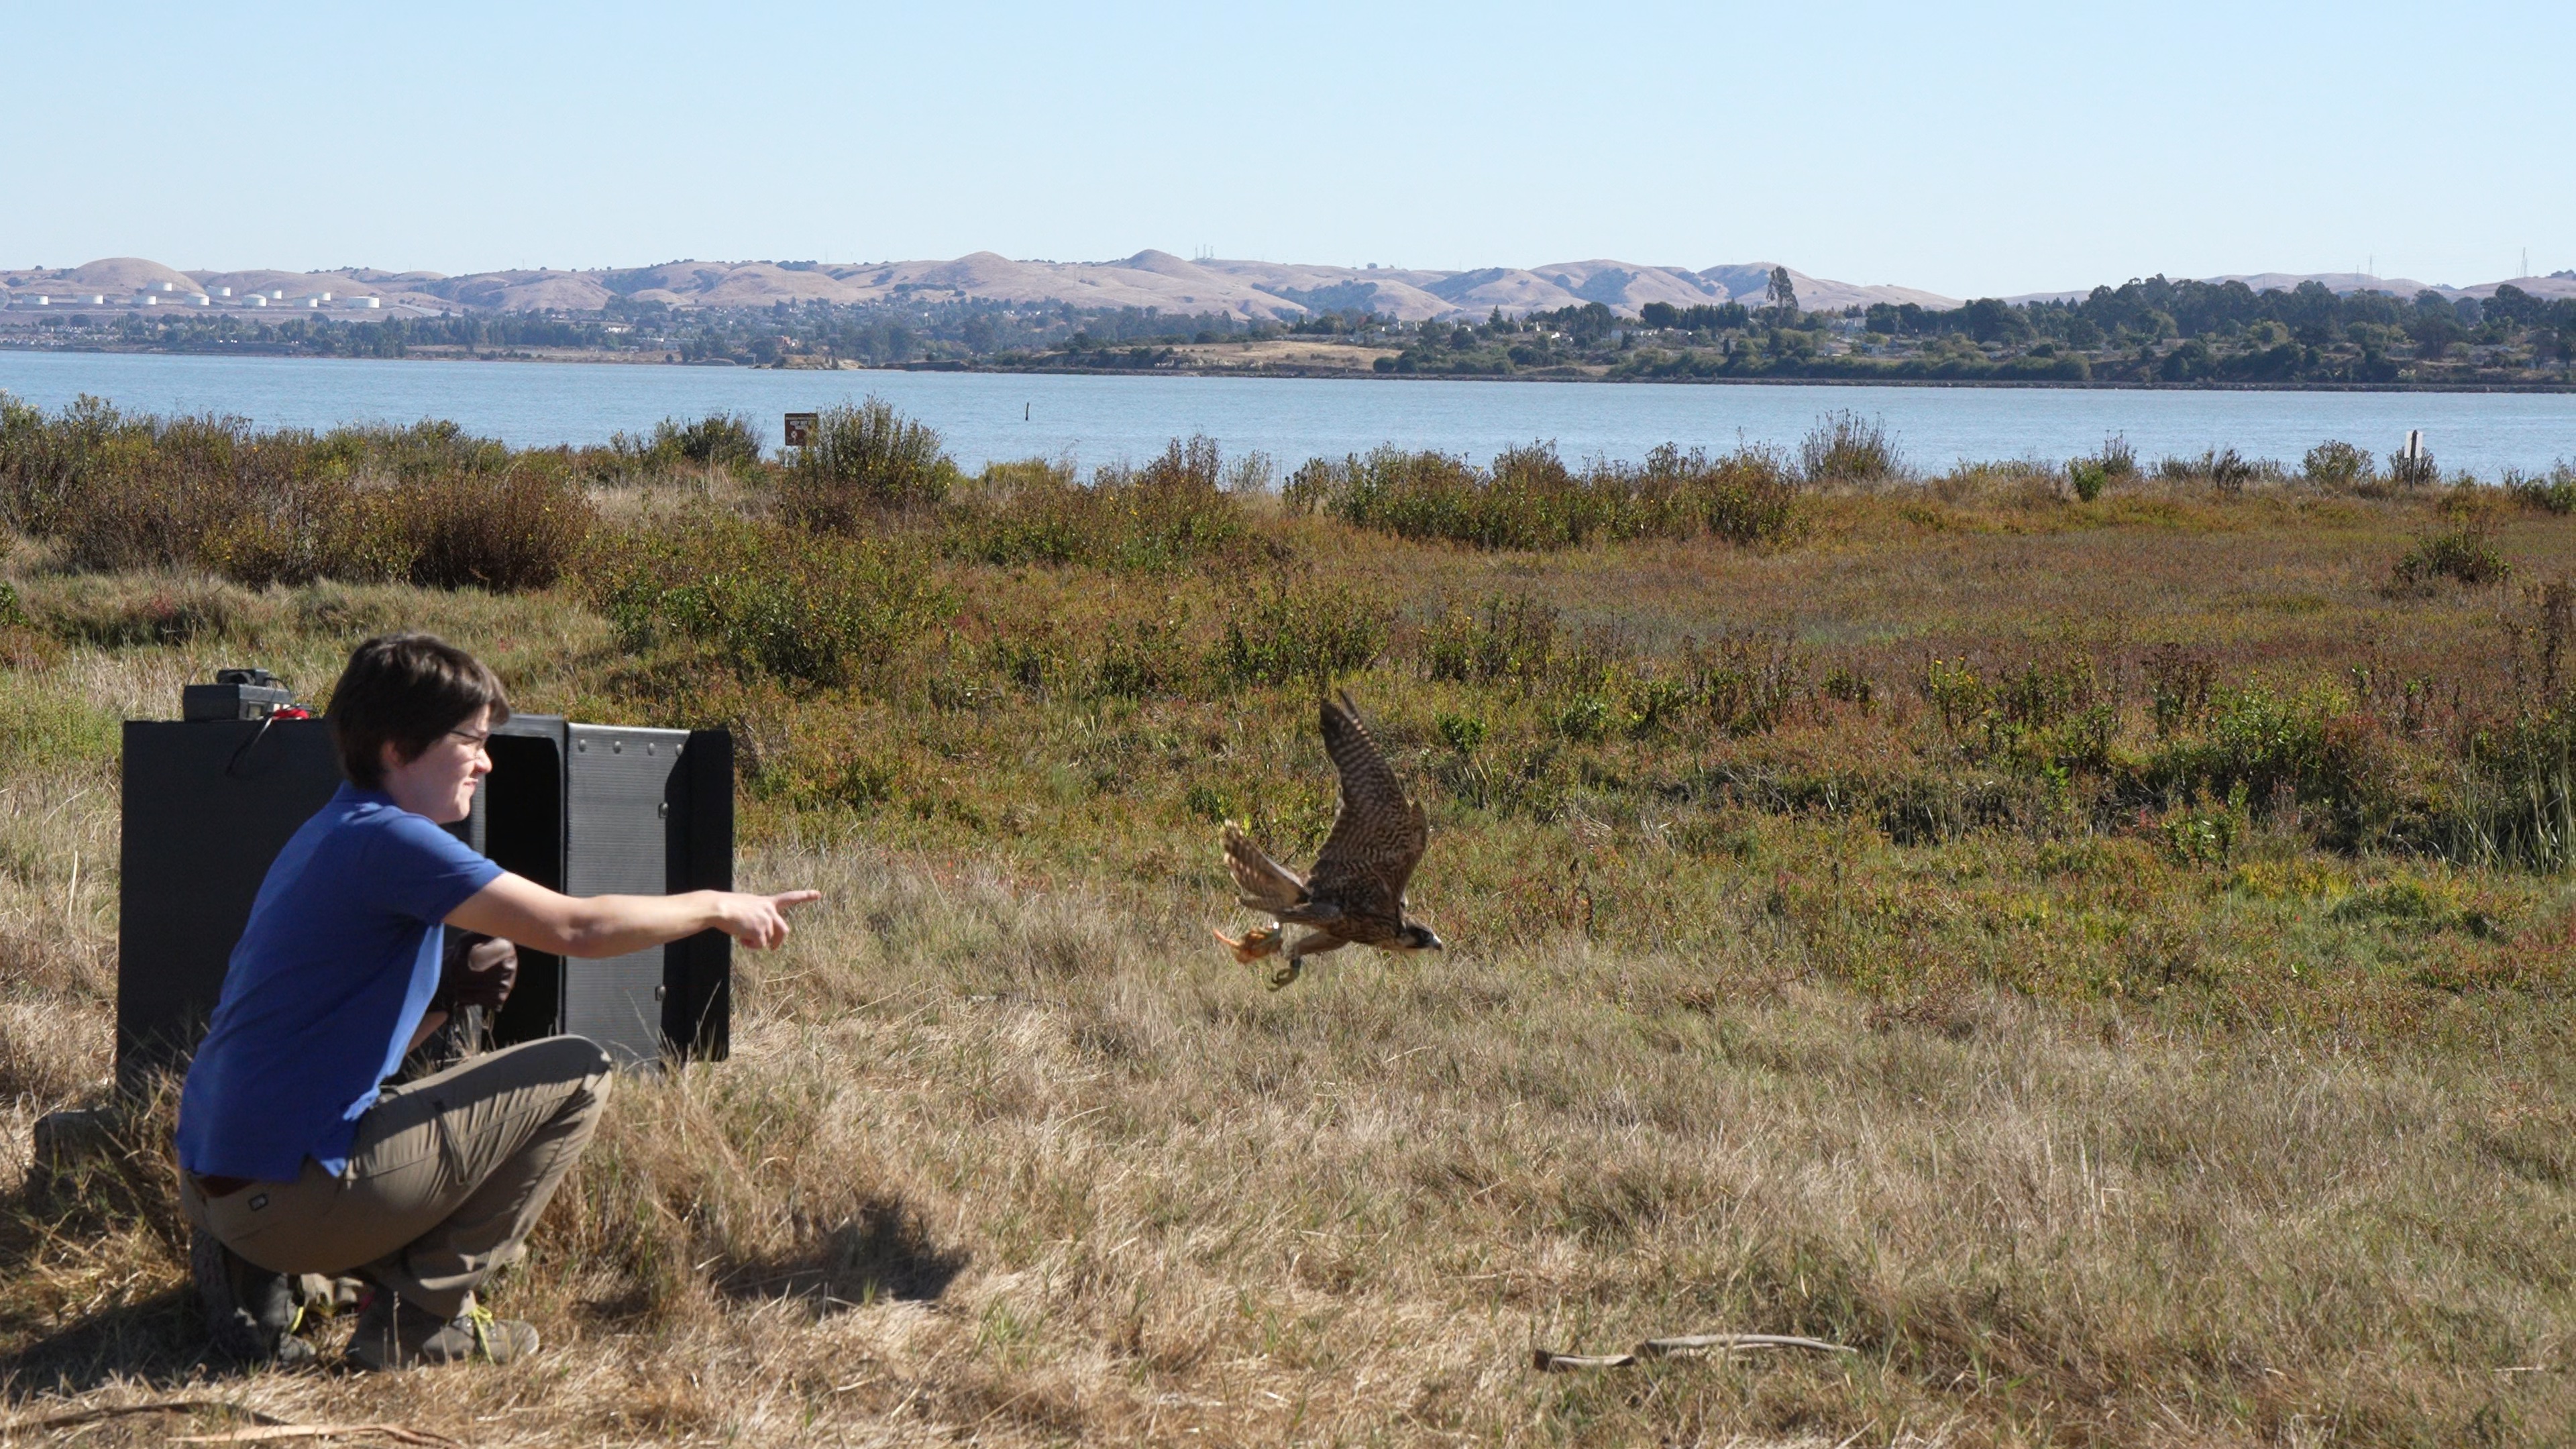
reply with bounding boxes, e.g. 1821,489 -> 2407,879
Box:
176,784 -> 504,1181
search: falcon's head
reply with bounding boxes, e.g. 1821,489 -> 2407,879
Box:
1394,922 -> 1445,953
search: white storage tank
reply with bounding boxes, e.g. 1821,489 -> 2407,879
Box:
215,286 -> 232,297
247,294 -> 268,307
358,296 -> 380,308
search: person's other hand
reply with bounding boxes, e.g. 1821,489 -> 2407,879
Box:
714,890 -> 821,950
455,936 -> 517,1010
437,932 -> 518,1014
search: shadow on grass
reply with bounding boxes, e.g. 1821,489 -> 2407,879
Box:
0,1285 -> 229,1405
716,1195 -> 969,1314
1,1117 -> 237,1404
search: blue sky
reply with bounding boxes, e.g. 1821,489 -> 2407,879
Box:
7,1 -> 2569,297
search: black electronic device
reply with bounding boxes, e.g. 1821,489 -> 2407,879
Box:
181,668 -> 298,722
117,677 -> 733,1087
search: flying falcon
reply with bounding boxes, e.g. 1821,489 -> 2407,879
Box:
1215,692 -> 1443,988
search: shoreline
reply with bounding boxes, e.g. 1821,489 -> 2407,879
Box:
5,341 -> 2573,394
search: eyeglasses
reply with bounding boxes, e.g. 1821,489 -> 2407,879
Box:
446,727 -> 494,754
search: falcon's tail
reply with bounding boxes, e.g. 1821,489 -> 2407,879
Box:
1222,822 -> 1307,914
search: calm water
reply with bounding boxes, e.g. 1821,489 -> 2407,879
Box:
3,349 -> 2571,476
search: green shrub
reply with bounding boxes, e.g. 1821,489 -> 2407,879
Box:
2067,458 -> 2109,502
1091,610 -> 1193,699
384,462 -> 596,590
777,397 -> 955,530
651,413 -> 762,470
2436,703 -> 2576,870
2389,523 -> 2511,594
1923,653 -> 2110,771
0,398 -> 584,592
1798,410 -> 1898,484
2097,433 -> 2137,478
2302,439 -> 2373,490
2145,684 -> 2386,840
1685,632 -> 1803,737
1209,575 -> 1392,688
2387,447 -> 2440,490
945,439 -> 1253,572
584,515 -> 946,690
1289,441 -> 1799,552
1421,594 -> 1564,689
2504,463 -> 2576,515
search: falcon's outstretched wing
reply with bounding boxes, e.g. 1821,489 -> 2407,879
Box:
1222,822 -> 1308,915
1307,694 -> 1429,927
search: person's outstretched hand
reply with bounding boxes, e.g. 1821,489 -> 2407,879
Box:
714,890 -> 822,950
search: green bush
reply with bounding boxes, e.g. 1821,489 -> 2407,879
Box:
1421,594 -> 1567,690
2302,439 -> 2373,490
2504,463 -> 2576,515
776,397 -> 955,530
384,462 -> 596,590
584,515 -> 947,690
0,398 -> 588,592
2389,523 -> 2511,594
1798,410 -> 1898,484
946,437 -> 1251,572
1210,574 -> 1392,688
2441,706 -> 2576,870
2144,684 -> 2386,842
1287,441 -> 1799,552
2067,458 -> 2109,502
600,413 -> 766,478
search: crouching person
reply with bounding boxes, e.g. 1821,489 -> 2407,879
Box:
175,634 -> 817,1369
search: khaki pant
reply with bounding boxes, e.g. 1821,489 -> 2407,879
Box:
181,1035 -> 613,1320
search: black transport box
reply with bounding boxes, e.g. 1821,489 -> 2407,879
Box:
117,711 -> 733,1087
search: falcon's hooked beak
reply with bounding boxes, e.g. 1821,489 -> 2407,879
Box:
1398,924 -> 1444,953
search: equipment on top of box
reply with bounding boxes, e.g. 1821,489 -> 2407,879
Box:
117,672 -> 734,1089
180,667 -> 302,722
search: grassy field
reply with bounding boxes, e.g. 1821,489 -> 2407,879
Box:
1,401 -> 2571,1445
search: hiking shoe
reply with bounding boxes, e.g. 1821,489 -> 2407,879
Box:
191,1227 -> 315,1366
345,1293 -> 539,1370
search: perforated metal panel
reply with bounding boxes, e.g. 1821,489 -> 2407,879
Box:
561,724 -> 689,1066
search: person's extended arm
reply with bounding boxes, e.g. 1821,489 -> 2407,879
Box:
445,873 -> 819,958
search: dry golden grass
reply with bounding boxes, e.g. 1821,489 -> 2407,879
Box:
3,468 -> 2573,1446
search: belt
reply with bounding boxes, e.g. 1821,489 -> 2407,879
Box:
193,1173 -> 255,1198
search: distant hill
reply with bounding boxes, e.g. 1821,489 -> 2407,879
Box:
2006,272 -> 2576,305
7,254 -> 2570,321
0,252 -> 1968,321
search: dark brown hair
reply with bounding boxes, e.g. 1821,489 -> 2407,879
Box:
325,633 -> 511,789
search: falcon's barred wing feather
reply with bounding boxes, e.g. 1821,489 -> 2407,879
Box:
1307,694 -> 1429,924
1222,822 -> 1307,914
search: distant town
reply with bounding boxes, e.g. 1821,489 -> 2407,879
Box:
6,253 -> 2574,389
